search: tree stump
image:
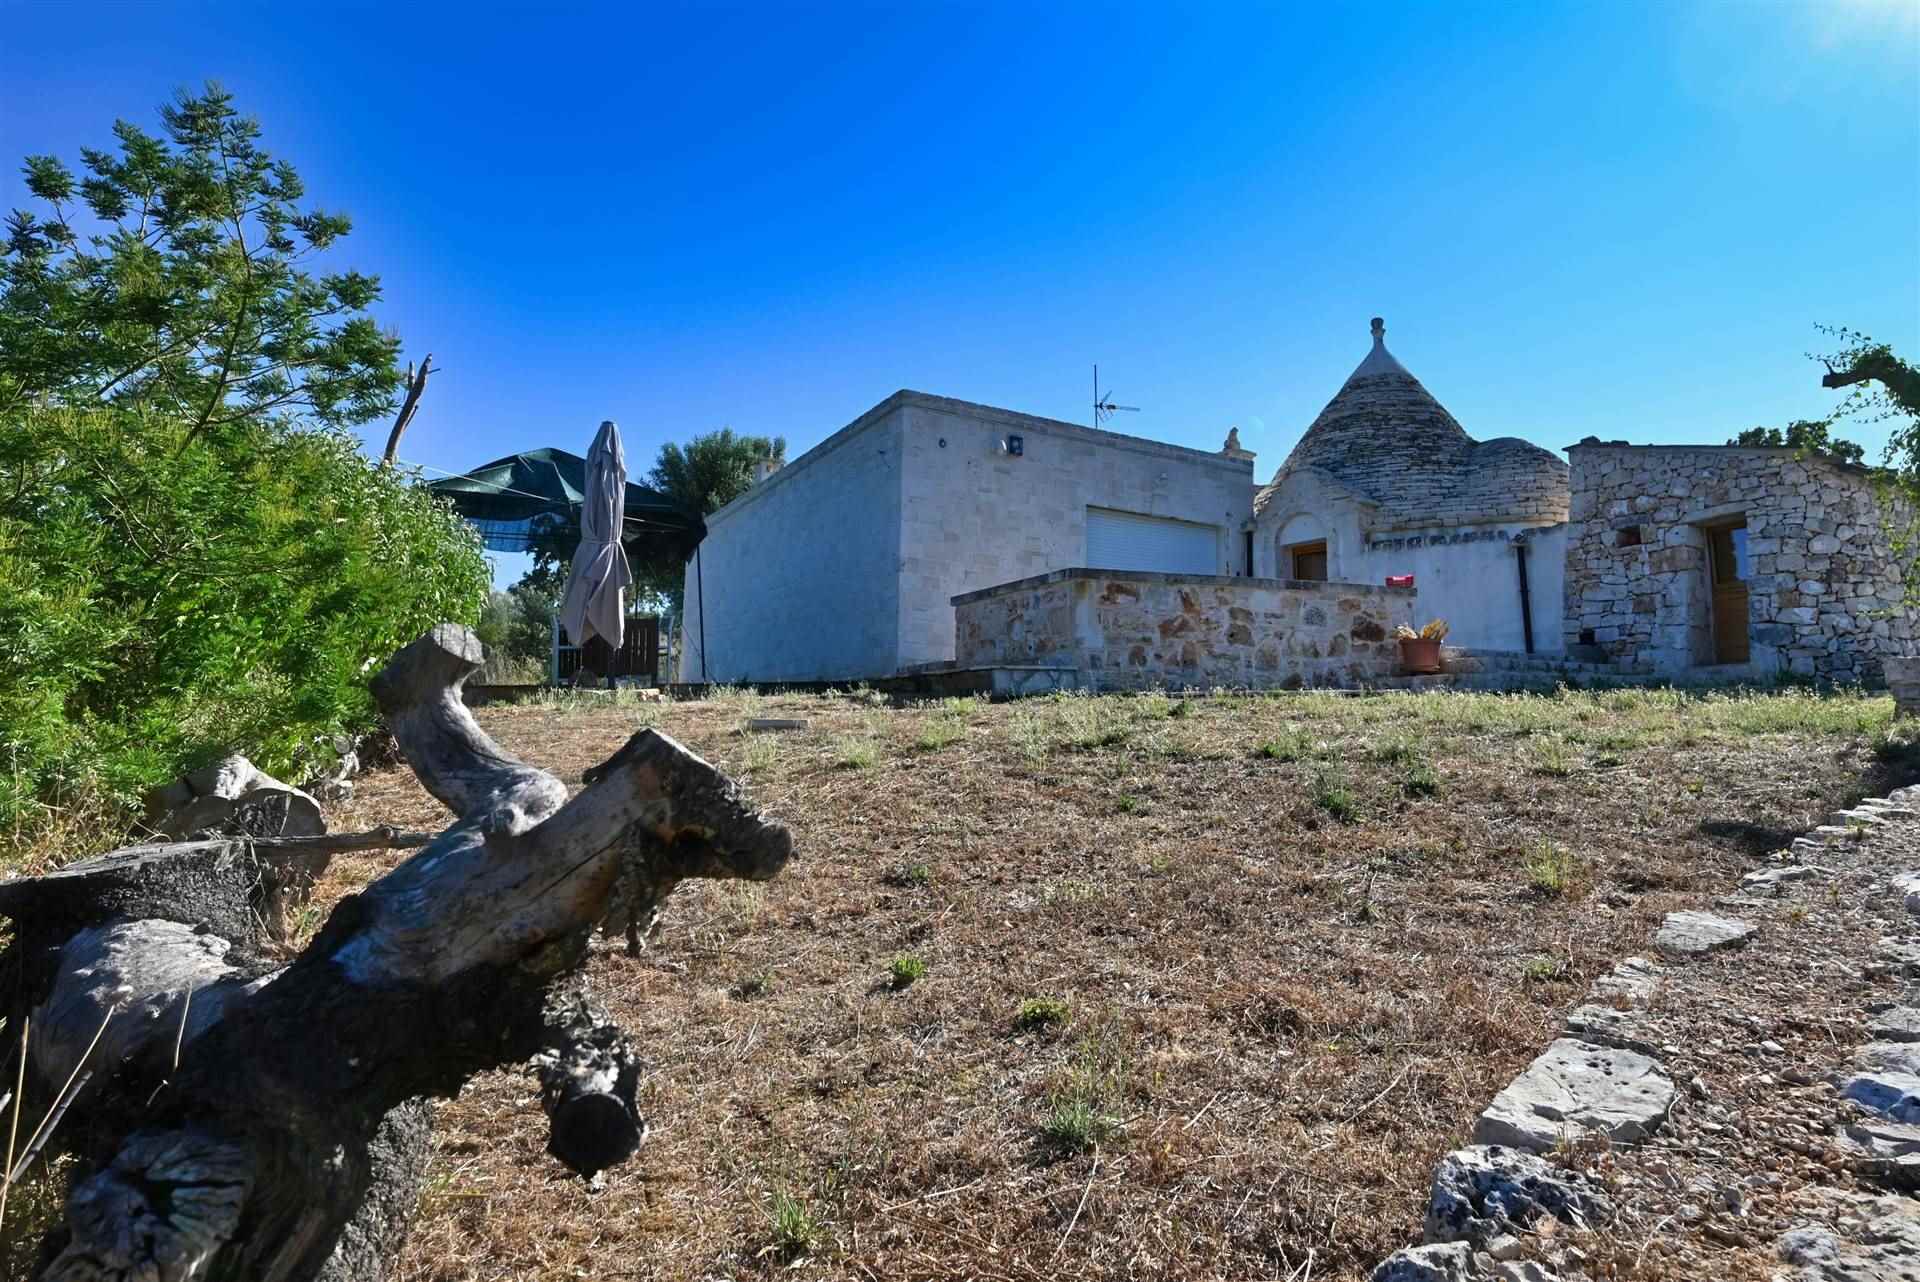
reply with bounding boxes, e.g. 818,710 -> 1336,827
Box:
0,623 -> 792,1281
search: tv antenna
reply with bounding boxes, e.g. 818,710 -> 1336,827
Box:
1092,364 -> 1139,428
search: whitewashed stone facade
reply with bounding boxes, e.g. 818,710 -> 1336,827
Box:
953,569 -> 1414,690
1251,320 -> 1571,652
679,392 -> 1253,682
1564,441 -> 1917,682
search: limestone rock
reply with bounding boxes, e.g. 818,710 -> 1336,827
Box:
1776,1192 -> 1920,1281
1869,1008 -> 1920,1044
1653,910 -> 1755,956
1877,938 -> 1920,978
1843,1119 -> 1920,1190
1841,1071 -> 1920,1124
1563,1004 -> 1659,1056
1741,865 -> 1833,895
1368,1242 -> 1474,1282
1590,956 -> 1662,1004
1424,1145 -> 1614,1250
1473,1039 -> 1675,1152
1859,1043 -> 1920,1078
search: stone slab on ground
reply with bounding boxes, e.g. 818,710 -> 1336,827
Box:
1423,1145 -> 1614,1251
1842,1071 -> 1920,1124
1870,1008 -> 1920,1043
1562,1003 -> 1659,1056
1653,909 -> 1757,955
1743,864 -> 1835,894
1858,1043 -> 1920,1078
1590,955 -> 1663,1004
1471,1039 -> 1675,1152
1776,1191 -> 1920,1282
1367,1242 -> 1474,1282
1876,937 -> 1920,978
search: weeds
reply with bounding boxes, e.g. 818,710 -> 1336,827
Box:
1016,996 -> 1070,1030
836,737 -> 879,770
1312,767 -> 1357,822
1255,725 -> 1315,762
766,1187 -> 821,1259
1041,1029 -> 1129,1153
1531,736 -> 1574,777
884,862 -> 934,888
915,717 -> 965,752
1403,760 -> 1441,797
743,733 -> 779,774
732,971 -> 775,1000
1525,840 -> 1579,896
888,955 -> 927,989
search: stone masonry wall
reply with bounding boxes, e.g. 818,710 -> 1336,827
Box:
953,569 -> 1415,691
1564,443 -> 1916,682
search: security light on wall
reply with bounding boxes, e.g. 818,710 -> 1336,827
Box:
999,434 -> 1024,457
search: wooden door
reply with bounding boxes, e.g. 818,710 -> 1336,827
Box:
1707,523 -> 1750,665
1290,541 -> 1329,581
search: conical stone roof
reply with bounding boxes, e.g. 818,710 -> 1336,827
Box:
1257,319 -> 1567,528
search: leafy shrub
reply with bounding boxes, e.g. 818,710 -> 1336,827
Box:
0,408 -> 488,862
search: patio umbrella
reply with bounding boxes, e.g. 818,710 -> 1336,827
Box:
559,420 -> 635,658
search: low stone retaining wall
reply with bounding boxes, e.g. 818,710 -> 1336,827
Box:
951,568 -> 1416,691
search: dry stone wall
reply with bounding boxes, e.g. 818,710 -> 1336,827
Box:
952,569 -> 1414,690
1564,442 -> 1917,683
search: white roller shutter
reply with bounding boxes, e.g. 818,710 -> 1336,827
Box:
1084,508 -> 1219,574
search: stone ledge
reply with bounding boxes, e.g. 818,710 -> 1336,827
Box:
950,567 -> 1417,607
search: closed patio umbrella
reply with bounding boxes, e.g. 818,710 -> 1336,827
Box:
559,420 -> 635,666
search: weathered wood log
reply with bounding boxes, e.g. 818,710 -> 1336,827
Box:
18,624 -> 791,1281
144,754 -> 325,842
534,988 -> 643,1177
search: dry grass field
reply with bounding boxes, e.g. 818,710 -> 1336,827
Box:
9,686 -> 1914,1280
313,684 -> 1913,1282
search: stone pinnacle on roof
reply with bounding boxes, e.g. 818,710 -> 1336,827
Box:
1349,315 -> 1411,379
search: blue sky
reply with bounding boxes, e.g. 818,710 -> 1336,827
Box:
3,1 -> 1915,585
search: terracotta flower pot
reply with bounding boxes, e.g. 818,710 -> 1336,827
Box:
1399,637 -> 1443,675
1888,654 -> 1920,721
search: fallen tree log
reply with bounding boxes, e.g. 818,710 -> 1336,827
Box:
0,623 -> 792,1281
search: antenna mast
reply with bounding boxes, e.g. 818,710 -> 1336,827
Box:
1092,364 -> 1140,428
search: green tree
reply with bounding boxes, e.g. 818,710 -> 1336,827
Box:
0,89 -> 486,865
1,83 -> 401,439
1810,327 -> 1920,606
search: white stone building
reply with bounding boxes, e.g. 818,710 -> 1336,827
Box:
1250,319 -> 1570,652
676,319 -> 1911,689
678,391 -> 1254,682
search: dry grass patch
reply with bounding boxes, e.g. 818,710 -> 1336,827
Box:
302,686 -> 1911,1281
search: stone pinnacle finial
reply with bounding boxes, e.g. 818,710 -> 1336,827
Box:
1371,317 -> 1385,341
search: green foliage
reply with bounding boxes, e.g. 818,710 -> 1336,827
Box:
1728,419 -> 1866,467
0,407 -> 487,856
472,581 -> 557,673
1311,767 -> 1356,822
888,954 -> 927,989
0,84 -> 402,434
1524,841 -> 1578,896
0,88 -> 482,863
765,1188 -> 820,1259
1808,327 -> 1920,606
1016,996 -> 1070,1030
835,736 -> 879,770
